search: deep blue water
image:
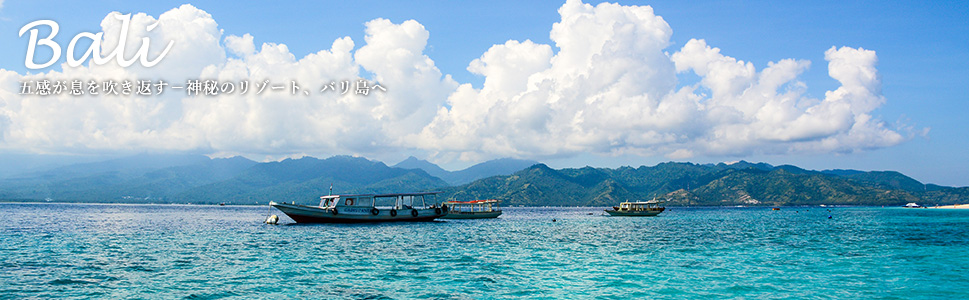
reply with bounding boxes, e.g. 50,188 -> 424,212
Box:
1,203 -> 968,299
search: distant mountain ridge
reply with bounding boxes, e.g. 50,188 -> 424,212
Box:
175,156 -> 447,204
0,154 -> 448,204
2,155 -> 966,207
0,155 -> 257,202
393,156 -> 451,180
10,153 -> 213,181
392,156 -> 539,185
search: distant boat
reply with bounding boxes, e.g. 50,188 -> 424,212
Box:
605,198 -> 666,217
441,199 -> 502,219
903,202 -> 923,208
270,192 -> 448,223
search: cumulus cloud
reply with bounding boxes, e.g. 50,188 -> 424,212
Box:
669,40 -> 903,156
0,5 -> 225,154
0,0 -> 909,163
0,4 -> 456,158
419,0 -> 685,161
354,19 -> 458,139
418,0 -> 907,161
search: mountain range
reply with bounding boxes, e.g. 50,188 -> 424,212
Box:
438,161 -> 968,207
392,156 -> 538,185
0,154 -> 534,205
0,154 -> 966,206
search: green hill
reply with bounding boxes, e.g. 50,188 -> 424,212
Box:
440,162 -> 958,207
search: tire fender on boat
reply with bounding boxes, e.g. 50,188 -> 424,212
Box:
371,208 -> 379,216
435,207 -> 442,215
331,208 -> 338,215
411,209 -> 419,217
390,209 -> 397,217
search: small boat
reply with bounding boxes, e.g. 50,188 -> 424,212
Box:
269,192 -> 448,223
605,198 -> 666,217
903,202 -> 923,208
441,199 -> 502,219
771,207 -> 780,211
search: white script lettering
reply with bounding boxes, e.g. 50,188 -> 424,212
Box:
19,14 -> 174,69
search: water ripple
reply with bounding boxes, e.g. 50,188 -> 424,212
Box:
1,204 -> 968,298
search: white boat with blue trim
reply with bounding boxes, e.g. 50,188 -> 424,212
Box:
605,198 -> 666,217
270,192 -> 448,223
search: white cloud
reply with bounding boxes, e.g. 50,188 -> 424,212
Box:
354,19 -> 458,140
224,33 -> 255,57
0,5 -> 226,154
671,41 -> 903,156
0,4 -> 455,158
0,0 -> 910,163
419,0 -> 685,161
418,0 -> 908,162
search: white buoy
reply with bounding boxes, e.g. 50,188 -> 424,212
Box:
265,214 -> 279,225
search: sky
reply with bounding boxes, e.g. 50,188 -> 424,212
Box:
0,0 -> 966,186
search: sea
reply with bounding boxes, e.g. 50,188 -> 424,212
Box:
1,203 -> 967,299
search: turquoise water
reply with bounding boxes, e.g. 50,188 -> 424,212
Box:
1,203 -> 968,299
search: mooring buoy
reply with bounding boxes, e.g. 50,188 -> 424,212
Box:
265,214 -> 279,225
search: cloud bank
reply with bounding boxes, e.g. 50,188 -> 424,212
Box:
0,0 -> 907,163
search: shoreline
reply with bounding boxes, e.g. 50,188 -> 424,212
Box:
931,204 -> 969,209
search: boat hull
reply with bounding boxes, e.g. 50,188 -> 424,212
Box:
440,211 -> 502,219
271,202 -> 447,223
604,208 -> 664,217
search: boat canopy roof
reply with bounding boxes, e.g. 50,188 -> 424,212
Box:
621,199 -> 665,205
445,199 -> 500,204
321,191 -> 440,199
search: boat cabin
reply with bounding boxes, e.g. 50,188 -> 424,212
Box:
606,198 -> 666,217
441,199 -> 502,219
320,192 -> 440,212
445,199 -> 500,213
616,199 -> 664,211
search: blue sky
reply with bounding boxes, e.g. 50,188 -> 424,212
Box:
0,0 -> 967,186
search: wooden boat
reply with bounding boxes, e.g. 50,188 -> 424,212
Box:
269,192 -> 447,223
441,199 -> 502,219
604,199 -> 665,217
